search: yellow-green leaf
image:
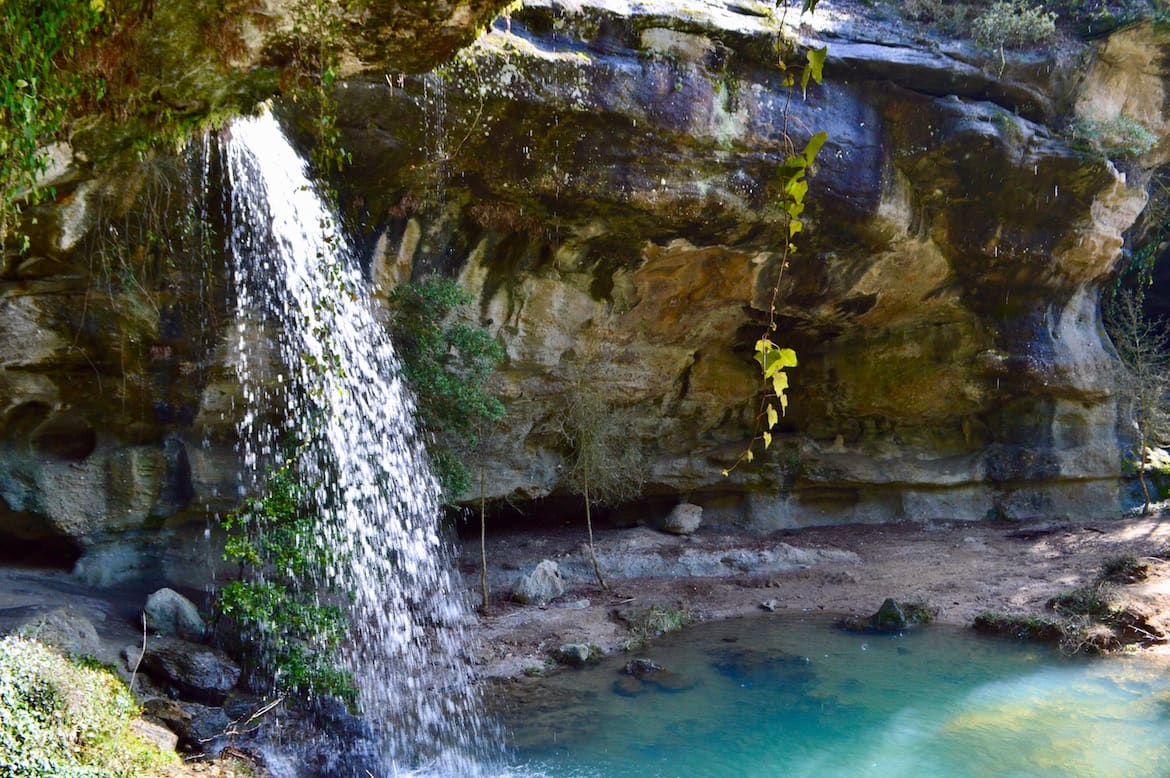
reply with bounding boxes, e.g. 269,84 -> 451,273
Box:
763,431 -> 773,449
766,405 -> 779,429
789,219 -> 803,238
746,449 -> 754,462
803,131 -> 829,165
774,348 -> 798,369
785,178 -> 809,204
805,47 -> 827,89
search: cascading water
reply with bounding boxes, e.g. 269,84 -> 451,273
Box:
221,106 -> 496,775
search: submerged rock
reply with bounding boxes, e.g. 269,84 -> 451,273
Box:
838,598 -> 937,633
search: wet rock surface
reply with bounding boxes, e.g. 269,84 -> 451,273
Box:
130,637 -> 242,705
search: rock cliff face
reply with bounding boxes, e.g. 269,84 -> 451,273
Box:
338,0 -> 1162,527
1,0 -> 1168,580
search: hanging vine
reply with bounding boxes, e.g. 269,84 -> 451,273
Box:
724,0 -> 827,475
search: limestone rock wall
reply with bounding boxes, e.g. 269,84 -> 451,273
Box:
1,0 -> 1169,580
336,0 -> 1162,526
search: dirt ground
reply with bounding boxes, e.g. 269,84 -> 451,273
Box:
464,513 -> 1170,678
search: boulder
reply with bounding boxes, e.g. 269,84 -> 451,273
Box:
141,696 -> 193,735
179,701 -> 232,750
130,717 -> 179,753
661,503 -> 703,536
513,559 -> 565,605
144,587 -> 206,641
552,643 -> 599,667
129,637 -> 241,704
838,598 -> 937,633
15,606 -> 103,659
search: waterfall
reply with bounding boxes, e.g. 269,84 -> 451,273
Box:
222,106 -> 494,775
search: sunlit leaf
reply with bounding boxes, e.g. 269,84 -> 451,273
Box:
763,431 -> 773,449
766,405 -> 779,429
774,348 -> 798,369
804,131 -> 829,165
806,47 -> 827,87
772,371 -> 789,400
789,219 -> 803,237
785,178 -> 808,204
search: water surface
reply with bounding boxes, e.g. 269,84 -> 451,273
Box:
499,614 -> 1170,777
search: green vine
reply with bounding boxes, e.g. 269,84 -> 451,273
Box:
725,6 -> 826,475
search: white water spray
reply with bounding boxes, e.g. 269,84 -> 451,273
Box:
222,107 -> 494,775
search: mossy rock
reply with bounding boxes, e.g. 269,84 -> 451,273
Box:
838,598 -> 937,633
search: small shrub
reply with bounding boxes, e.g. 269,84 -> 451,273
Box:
621,604 -> 698,650
1068,115 -> 1158,161
0,636 -> 176,776
973,0 -> 1057,48
974,0 -> 1056,70
1047,584 -> 1118,621
1058,617 -> 1123,655
217,463 -> 355,704
973,611 -> 1063,642
385,275 -> 504,503
1099,554 -> 1150,584
898,0 -> 977,32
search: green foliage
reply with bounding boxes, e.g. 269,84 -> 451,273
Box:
973,611 -> 1064,642
974,0 -> 1056,70
1047,584 -> 1119,620
1067,115 -> 1158,162
386,275 -> 505,502
621,604 -> 698,650
218,464 -> 356,703
0,636 -> 176,777
0,0 -> 103,248
725,131 -> 826,476
280,1 -> 370,179
898,0 -> 979,32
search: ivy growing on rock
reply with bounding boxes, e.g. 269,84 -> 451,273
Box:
0,636 -> 177,776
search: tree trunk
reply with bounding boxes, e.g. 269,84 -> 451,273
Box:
584,480 -> 608,590
479,461 -> 489,612
1140,431 -> 1152,516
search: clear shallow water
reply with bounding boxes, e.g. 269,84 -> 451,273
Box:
500,615 -> 1170,778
